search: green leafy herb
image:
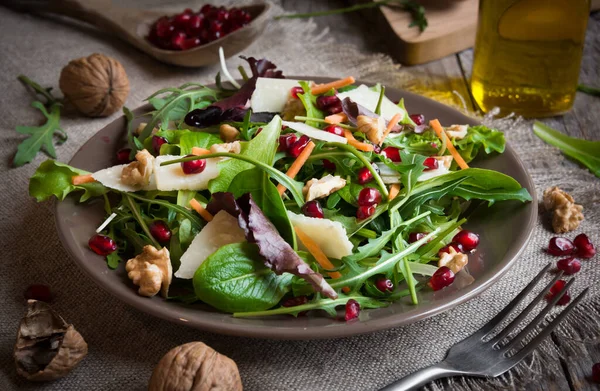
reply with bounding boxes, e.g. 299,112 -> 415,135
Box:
193,242 -> 293,313
577,84 -> 600,97
454,125 -> 505,163
179,132 -> 221,155
275,0 -> 428,32
297,81 -> 324,127
13,75 -> 66,167
533,121 -> 600,178
29,160 -> 107,202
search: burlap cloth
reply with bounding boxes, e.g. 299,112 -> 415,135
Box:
1,2 -> 599,390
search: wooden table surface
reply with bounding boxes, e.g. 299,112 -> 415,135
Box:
281,1 -> 600,390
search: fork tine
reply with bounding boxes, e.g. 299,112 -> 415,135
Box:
490,270 -> 564,345
475,264 -> 552,339
504,288 -> 588,366
500,278 -> 576,351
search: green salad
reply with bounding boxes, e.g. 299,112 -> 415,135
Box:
29,54 -> 531,321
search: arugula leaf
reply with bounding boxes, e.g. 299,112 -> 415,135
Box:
577,84 -> 600,97
208,115 -> 282,193
193,242 -> 293,313
455,125 -> 505,163
106,251 -> 121,269
398,150 -> 426,194
533,121 -> 600,178
297,81 -> 324,127
29,160 -> 107,202
13,76 -> 67,167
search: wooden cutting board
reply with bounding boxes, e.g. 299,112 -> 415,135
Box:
370,0 -> 600,65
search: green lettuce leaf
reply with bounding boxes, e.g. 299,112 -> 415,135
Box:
29,160 -> 107,202
455,125 -> 505,163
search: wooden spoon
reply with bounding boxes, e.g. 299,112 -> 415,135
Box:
5,0 -> 271,67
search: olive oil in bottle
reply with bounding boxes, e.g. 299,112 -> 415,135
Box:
470,0 -> 589,117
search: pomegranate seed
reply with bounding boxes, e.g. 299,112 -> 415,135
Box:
324,125 -> 344,137
423,157 -> 438,171
345,299 -> 360,321
325,102 -> 343,115
155,17 -> 175,38
24,284 -> 53,302
574,233 -> 596,258
357,205 -> 377,220
428,266 -> 455,291
408,232 -> 428,243
185,14 -> 205,35
152,135 -> 168,154
323,159 -> 336,171
181,155 -> 207,174
116,148 -> 132,164
438,242 -> 464,256
592,363 -> 600,383
173,13 -> 191,28
316,95 -> 341,111
206,29 -> 221,42
88,234 -> 117,256
547,237 -> 575,256
181,37 -> 201,50
381,146 -> 401,162
452,230 -> 480,252
431,142 -> 438,149
288,135 -> 310,157
375,277 -> 394,293
556,257 -> 581,275
409,113 -> 425,125
301,200 -> 324,219
357,167 -> 374,185
170,31 -> 187,49
200,4 -> 214,14
149,220 -> 172,244
278,134 -> 297,152
282,296 -> 309,307
546,280 -> 570,305
209,20 -> 223,33
357,188 -> 381,207
183,8 -> 193,14
290,86 -> 304,99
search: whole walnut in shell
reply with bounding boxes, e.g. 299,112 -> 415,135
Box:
149,342 -> 242,391
14,300 -> 87,381
59,53 -> 129,117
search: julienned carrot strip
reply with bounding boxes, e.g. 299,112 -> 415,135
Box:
430,119 -> 469,170
72,174 -> 96,185
277,141 -> 316,195
189,199 -> 213,222
388,184 -> 400,201
325,113 -> 347,125
343,129 -> 374,152
191,147 -> 211,156
311,76 -> 356,95
294,227 -> 350,293
380,113 -> 402,145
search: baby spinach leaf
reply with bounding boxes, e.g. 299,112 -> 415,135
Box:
228,167 -> 296,248
533,121 -> 600,178
193,242 -> 293,313
29,160 -> 107,202
208,115 -> 282,193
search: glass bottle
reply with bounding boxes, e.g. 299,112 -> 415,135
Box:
470,0 -> 590,117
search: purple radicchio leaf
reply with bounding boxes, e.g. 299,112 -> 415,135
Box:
341,97 -> 402,133
413,124 -> 429,134
207,192 -> 338,299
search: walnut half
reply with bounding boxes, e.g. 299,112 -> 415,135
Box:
126,245 -> 172,298
357,115 -> 386,145
121,149 -> 154,187
438,247 -> 468,274
542,186 -> 584,233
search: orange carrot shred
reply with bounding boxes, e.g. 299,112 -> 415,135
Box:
294,226 -> 350,293
343,129 -> 374,152
311,77 -> 356,95
380,113 -> 402,145
430,119 -> 469,170
191,147 -> 211,156
277,141 -> 316,196
325,113 -> 347,125
189,199 -> 213,222
72,174 -> 96,185
389,184 -> 400,201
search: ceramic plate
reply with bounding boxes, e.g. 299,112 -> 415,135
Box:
55,78 -> 537,339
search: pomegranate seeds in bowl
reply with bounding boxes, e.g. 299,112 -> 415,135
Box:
147,5 -> 253,51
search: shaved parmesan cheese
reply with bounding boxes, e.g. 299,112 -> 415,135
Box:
92,164 -> 157,192
337,84 -> 406,122
282,121 -> 348,144
287,211 -> 353,259
175,210 -> 246,279
251,78 -> 304,113
154,155 -> 220,191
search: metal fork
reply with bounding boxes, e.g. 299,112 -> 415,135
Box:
380,264 -> 589,391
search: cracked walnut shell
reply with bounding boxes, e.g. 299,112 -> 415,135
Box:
149,342 -> 242,391
126,245 -> 172,297
542,186 -> 584,233
59,53 -> 129,117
